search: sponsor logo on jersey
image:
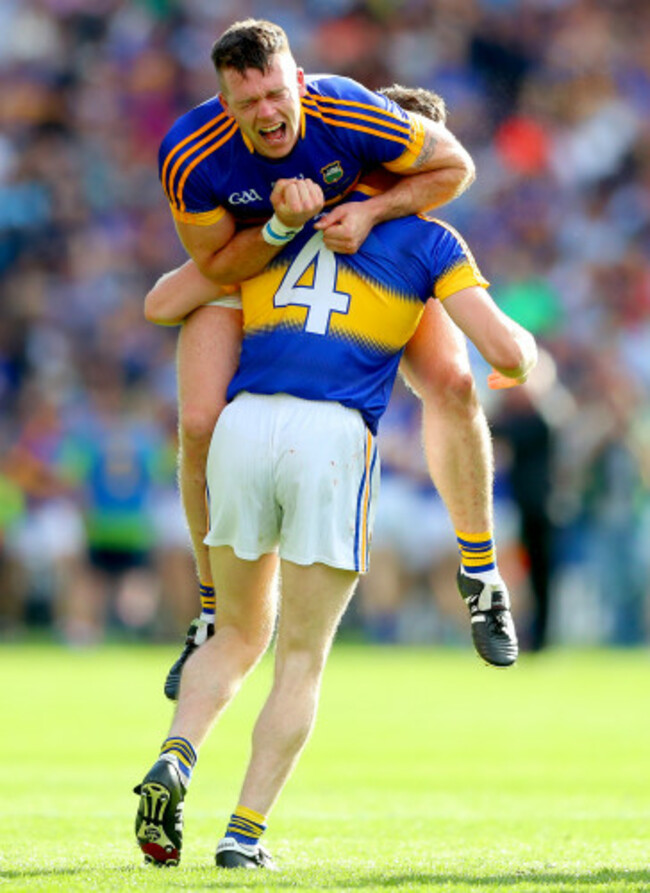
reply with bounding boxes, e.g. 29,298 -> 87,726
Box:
229,189 -> 264,205
321,161 -> 344,184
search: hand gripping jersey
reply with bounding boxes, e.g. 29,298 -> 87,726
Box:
159,75 -> 426,226
229,191 -> 489,434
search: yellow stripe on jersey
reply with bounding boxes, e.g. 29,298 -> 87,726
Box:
383,114 -> 426,173
303,107 -> 416,149
351,184 -> 382,198
161,112 -> 230,204
176,121 -> 239,212
240,130 -> 254,153
242,262 -> 425,351
164,118 -> 238,212
330,267 -> 424,347
302,95 -> 413,137
302,92 -> 412,117
170,205 -> 228,226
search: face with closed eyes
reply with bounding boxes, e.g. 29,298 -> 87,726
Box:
219,52 -> 306,159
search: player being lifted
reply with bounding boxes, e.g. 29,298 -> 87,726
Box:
157,19 -> 516,701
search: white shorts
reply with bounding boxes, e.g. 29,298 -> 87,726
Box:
205,295 -> 242,309
204,392 -> 379,572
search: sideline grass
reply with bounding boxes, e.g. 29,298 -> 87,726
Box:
1,642 -> 649,891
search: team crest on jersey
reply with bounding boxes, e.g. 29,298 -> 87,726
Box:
321,161 -> 344,184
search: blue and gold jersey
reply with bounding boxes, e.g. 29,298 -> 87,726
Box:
159,75 -> 425,227
229,193 -> 488,434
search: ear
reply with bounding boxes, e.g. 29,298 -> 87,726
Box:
296,67 -> 306,97
219,92 -> 232,116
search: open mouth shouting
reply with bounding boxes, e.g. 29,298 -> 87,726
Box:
259,122 -> 288,147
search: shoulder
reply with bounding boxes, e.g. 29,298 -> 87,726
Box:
306,74 -> 384,103
159,95 -> 234,167
419,217 -> 489,294
419,215 -> 472,252
159,95 -> 240,214
304,74 -> 406,119
302,75 -> 412,150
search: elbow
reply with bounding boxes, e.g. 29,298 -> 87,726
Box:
494,334 -> 538,382
143,289 -> 167,325
192,247 -> 240,286
143,293 -> 159,324
457,152 -> 476,195
195,259 -> 239,286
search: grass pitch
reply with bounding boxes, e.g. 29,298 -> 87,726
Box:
1,642 -> 649,891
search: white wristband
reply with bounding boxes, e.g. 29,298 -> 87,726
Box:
261,214 -> 303,246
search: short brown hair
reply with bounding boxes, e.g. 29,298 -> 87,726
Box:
379,84 -> 447,124
211,19 -> 291,78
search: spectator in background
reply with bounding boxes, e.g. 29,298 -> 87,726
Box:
58,364 -> 171,643
358,372 -> 465,646
492,382 -> 555,651
579,369 -> 647,646
1,0 -> 650,646
2,384 -> 86,636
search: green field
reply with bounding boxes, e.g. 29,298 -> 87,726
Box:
1,643 -> 649,891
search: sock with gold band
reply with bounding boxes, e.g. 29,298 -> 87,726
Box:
225,804 -> 267,846
160,736 -> 197,789
456,529 -> 501,585
199,582 -> 216,626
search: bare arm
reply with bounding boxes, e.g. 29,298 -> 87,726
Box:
441,286 -> 538,383
362,116 -> 475,221
315,116 -> 475,253
144,260 -> 233,326
175,179 -> 324,284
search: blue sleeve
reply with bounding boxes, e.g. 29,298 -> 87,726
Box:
158,104 -> 235,224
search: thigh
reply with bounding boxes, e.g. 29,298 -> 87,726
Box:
177,305 -> 243,429
276,559 -> 358,661
401,298 -> 471,394
274,397 -> 380,574
210,546 -> 278,643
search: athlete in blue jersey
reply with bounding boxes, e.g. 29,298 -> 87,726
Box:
226,199 -> 488,435
159,23 -> 472,281
137,157 -> 537,869
160,73 -> 427,227
155,21 -> 504,711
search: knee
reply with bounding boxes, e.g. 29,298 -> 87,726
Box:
277,644 -> 328,690
179,401 -> 221,449
239,637 -> 270,677
419,362 -> 479,416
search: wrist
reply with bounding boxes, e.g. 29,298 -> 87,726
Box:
361,193 -> 393,226
261,214 -> 304,246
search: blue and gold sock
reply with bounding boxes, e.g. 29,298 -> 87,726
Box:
456,529 -> 501,584
199,582 -> 216,625
225,804 -> 267,846
160,736 -> 197,788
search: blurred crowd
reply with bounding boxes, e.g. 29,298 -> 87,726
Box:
1,0 -> 649,648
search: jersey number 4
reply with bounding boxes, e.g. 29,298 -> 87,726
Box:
274,232 -> 351,335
